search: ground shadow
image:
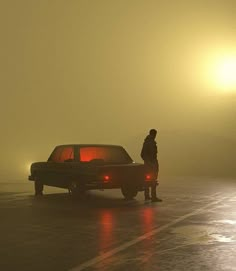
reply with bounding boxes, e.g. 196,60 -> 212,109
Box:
30,190 -> 143,211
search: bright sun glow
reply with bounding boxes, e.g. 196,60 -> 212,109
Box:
206,53 -> 236,92
25,162 -> 32,174
216,57 -> 236,90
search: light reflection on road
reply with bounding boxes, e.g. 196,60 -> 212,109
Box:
99,210 -> 115,253
141,207 -> 155,234
139,207 -> 156,265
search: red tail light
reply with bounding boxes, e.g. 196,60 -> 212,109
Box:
145,174 -> 152,181
103,175 -> 110,183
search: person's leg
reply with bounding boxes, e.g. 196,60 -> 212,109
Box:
151,182 -> 157,199
151,183 -> 162,202
151,160 -> 162,202
144,186 -> 151,200
144,162 -> 151,200
156,159 -> 159,179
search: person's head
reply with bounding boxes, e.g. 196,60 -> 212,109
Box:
149,129 -> 157,138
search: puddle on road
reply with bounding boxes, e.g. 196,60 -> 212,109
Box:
213,220 -> 236,225
172,225 -> 235,245
228,198 -> 236,202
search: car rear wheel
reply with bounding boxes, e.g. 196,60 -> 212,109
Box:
69,181 -> 86,198
121,185 -> 138,200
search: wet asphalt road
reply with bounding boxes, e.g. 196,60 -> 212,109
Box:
0,177 -> 236,271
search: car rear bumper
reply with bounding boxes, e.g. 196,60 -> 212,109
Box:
85,179 -> 158,190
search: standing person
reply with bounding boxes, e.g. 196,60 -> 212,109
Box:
141,129 -> 162,202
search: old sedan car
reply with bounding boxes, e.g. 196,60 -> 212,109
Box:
28,144 -> 157,199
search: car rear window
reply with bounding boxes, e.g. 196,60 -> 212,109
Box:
79,146 -> 133,164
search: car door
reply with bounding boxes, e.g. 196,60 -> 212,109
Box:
47,146 -> 75,188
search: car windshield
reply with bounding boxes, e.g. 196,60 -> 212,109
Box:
79,146 -> 133,164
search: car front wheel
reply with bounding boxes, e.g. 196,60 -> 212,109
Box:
34,180 -> 44,196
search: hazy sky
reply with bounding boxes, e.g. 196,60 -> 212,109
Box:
0,0 -> 235,180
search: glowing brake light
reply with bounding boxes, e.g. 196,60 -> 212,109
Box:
103,175 -> 110,183
145,174 -> 151,181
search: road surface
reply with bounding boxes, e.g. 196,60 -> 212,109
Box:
0,177 -> 236,271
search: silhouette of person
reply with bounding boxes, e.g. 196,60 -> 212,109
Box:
141,129 -> 162,202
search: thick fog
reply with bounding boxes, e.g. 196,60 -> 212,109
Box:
0,0 -> 235,181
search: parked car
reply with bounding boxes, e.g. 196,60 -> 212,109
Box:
28,144 -> 157,199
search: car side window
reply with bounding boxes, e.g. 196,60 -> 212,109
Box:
50,146 -> 74,162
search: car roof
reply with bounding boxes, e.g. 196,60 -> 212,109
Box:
55,144 -> 123,148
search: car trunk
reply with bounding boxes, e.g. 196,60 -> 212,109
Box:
97,163 -> 146,186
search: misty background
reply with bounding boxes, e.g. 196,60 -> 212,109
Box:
0,0 -> 235,181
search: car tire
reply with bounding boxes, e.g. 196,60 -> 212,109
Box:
34,179 -> 44,196
121,185 -> 138,200
69,181 -> 86,198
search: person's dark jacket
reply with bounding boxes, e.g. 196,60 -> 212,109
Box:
141,135 -> 158,162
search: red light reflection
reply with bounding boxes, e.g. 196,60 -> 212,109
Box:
142,207 -> 154,233
140,207 -> 156,262
99,210 -> 115,253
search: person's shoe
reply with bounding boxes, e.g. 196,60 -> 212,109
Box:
145,196 -> 151,201
151,197 -> 162,202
